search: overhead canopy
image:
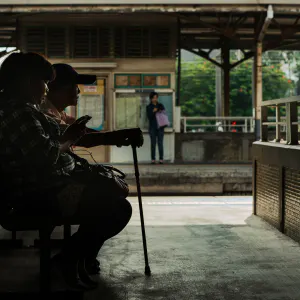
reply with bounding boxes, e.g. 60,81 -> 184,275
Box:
1,4 -> 300,51
0,0 -> 300,4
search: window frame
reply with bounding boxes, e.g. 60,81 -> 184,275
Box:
114,73 -> 171,89
77,79 -> 106,131
113,88 -> 175,133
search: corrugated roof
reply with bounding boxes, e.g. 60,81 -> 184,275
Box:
1,5 -> 300,51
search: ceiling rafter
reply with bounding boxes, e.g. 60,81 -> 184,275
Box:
177,13 -> 241,42
182,46 -> 222,68
230,51 -> 255,70
264,15 -> 300,51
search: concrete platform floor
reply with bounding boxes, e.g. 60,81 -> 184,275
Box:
1,196 -> 300,299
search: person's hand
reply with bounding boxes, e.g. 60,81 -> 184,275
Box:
113,128 -> 144,148
60,122 -> 86,145
153,108 -> 158,112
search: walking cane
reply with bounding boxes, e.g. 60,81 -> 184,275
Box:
131,145 -> 151,276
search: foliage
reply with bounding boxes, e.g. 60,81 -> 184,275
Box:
179,56 -> 294,117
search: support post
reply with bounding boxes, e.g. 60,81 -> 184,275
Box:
175,18 -> 182,133
176,18 -> 181,107
254,42 -> 263,140
261,106 -> 268,141
275,105 -> 281,142
286,102 -> 298,145
222,43 -> 230,117
215,53 -> 222,117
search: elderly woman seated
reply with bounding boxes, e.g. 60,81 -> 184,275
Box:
40,62 -> 143,274
0,52 -> 143,290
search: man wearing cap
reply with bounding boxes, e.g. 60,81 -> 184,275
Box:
40,63 -> 143,148
40,64 -> 143,275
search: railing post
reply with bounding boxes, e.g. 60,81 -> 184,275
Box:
250,118 -> 254,133
184,117 -> 187,133
275,105 -> 281,142
261,106 -> 268,141
244,119 -> 248,133
286,102 -> 298,145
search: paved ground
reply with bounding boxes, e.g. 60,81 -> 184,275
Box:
2,196 -> 300,299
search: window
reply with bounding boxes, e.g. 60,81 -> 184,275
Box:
47,27 -> 66,58
26,27 -> 66,58
26,27 -> 46,54
26,25 -> 172,59
115,73 -> 170,89
115,92 -> 173,130
77,80 -> 105,130
73,27 -> 98,58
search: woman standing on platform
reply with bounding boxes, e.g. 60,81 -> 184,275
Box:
146,92 -> 166,164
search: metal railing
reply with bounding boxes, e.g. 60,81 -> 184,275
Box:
261,95 -> 300,145
180,116 -> 255,133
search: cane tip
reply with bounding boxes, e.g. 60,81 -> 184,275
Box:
145,266 -> 151,276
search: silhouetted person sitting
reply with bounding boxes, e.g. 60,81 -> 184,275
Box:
39,63 -> 143,274
40,63 -> 142,149
0,52 -> 141,290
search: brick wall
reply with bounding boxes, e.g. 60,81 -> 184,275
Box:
256,162 -> 280,230
284,168 -> 300,242
253,142 -> 300,244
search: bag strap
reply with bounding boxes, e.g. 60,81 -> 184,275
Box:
104,165 -> 126,179
67,150 -> 89,166
67,151 -> 126,179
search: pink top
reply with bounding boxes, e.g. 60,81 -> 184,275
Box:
40,98 -> 75,125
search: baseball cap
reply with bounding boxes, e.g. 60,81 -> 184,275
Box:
49,63 -> 96,89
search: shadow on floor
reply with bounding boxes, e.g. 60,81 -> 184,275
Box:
0,214 -> 299,299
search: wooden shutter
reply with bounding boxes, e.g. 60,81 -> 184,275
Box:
98,28 -> 111,57
73,27 -> 97,58
151,28 -> 171,57
26,27 -> 45,54
114,28 -> 125,58
125,27 -> 143,57
47,27 -> 66,58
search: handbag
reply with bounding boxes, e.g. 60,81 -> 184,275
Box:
67,151 -> 129,198
155,110 -> 170,129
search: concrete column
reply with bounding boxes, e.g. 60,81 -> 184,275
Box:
253,42 -> 263,140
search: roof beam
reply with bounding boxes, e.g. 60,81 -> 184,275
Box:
264,40 -> 300,52
258,5 -> 274,42
0,5 -> 267,14
230,51 -> 255,70
264,15 -> 300,51
182,47 -> 222,68
178,13 -> 243,50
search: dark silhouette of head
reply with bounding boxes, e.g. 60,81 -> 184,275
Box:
149,92 -> 159,104
47,63 -> 96,111
0,52 -> 54,105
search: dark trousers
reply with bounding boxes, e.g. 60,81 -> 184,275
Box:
149,127 -> 164,160
61,170 -> 132,261
62,195 -> 132,261
17,181 -> 132,262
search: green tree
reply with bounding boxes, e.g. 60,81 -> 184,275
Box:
179,56 -> 294,117
180,59 -> 216,117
